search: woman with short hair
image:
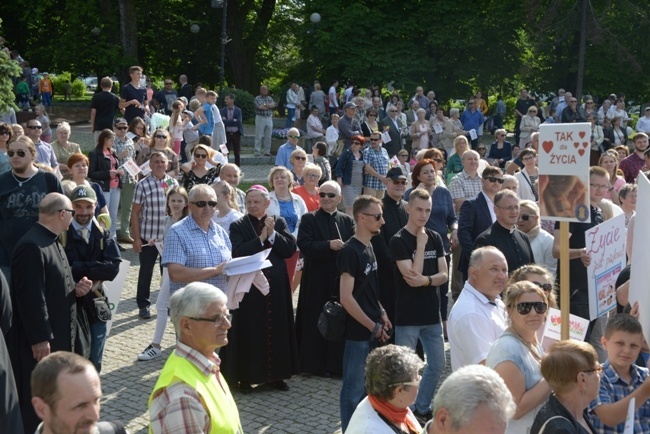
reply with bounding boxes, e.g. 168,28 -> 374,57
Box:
530,340 -> 599,433
347,345 -> 423,433
520,106 -> 541,147
50,122 -> 81,177
290,148 -> 308,187
361,108 -> 379,139
488,128 -> 513,169
410,108 -> 431,151
441,108 -> 465,156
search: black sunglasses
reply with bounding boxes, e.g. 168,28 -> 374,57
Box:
362,212 -> 383,221
155,135 -> 168,139
194,154 -> 208,159
516,301 -> 548,315
294,156 -> 307,161
369,138 -> 380,142
191,201 -> 217,208
532,281 -> 553,292
116,126 -> 127,130
27,125 -> 42,129
59,209 -> 76,217
477,147 -> 486,151
485,176 -> 504,184
519,214 -> 531,221
318,192 -> 337,198
7,150 -> 27,157
392,180 -> 407,185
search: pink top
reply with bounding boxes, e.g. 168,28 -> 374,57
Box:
106,150 -> 120,189
604,176 -> 626,200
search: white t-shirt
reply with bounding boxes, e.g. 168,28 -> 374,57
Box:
211,209 -> 243,234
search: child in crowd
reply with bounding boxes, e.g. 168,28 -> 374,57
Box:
587,314 -> 650,433
168,100 -> 184,156
182,109 -> 199,162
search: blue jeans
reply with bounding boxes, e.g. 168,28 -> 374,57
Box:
340,339 -> 375,431
396,323 -> 445,414
286,107 -> 296,128
90,321 -> 107,373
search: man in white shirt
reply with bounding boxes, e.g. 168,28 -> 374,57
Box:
447,246 -> 508,370
636,107 -> 650,133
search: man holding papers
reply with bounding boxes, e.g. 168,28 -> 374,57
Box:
161,184 -> 232,296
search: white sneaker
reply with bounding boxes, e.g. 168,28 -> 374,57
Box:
137,344 -> 162,361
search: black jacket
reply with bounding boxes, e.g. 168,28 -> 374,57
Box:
88,148 -> 121,191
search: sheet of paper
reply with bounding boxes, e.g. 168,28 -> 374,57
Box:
219,144 -> 229,155
139,160 -> 151,177
223,248 -> 273,276
433,123 -> 443,134
469,129 -> 477,141
121,158 -> 141,178
103,259 -> 130,336
381,131 -> 392,144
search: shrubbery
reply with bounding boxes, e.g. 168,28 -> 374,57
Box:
219,87 -> 256,122
51,72 -> 85,98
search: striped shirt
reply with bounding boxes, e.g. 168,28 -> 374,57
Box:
113,135 -> 135,184
161,215 -> 232,294
133,173 -> 178,242
254,95 -> 275,117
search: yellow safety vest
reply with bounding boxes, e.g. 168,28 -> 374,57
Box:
149,352 -> 243,434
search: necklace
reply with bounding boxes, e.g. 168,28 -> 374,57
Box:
11,170 -> 37,187
507,326 -> 543,363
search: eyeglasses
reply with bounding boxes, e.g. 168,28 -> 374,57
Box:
27,125 -> 42,129
164,82 -> 173,85
59,209 -> 76,217
519,214 -> 534,221
582,365 -> 603,374
392,179 -> 407,185
188,313 -> 232,327
532,281 -> 554,292
306,173 -> 319,179
116,126 -> 127,130
398,154 -> 408,158
319,192 -> 337,198
287,135 -> 300,139
0,130 -> 9,135
496,205 -> 520,212
293,156 -> 307,161
194,154 -> 208,159
485,176 -> 504,184
361,212 -> 383,221
516,301 -> 548,315
522,156 -> 535,161
7,150 -> 27,157
590,183 -> 610,191
155,135 -> 167,139
191,201 -> 218,208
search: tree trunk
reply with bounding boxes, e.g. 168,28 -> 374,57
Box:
575,0 -> 587,101
118,0 -> 139,74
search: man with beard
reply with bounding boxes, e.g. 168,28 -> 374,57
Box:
619,133 -> 649,183
296,181 -> 354,376
339,195 -> 392,431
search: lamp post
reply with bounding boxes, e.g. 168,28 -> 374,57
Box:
190,24 -> 200,83
309,13 -> 321,79
91,27 -> 101,86
211,0 -> 229,95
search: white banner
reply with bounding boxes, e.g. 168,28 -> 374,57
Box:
538,123 -> 592,222
585,214 -> 626,320
540,307 -> 590,352
104,259 -> 130,336
629,172 -> 650,343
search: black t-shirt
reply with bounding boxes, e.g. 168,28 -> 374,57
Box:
155,89 -> 178,115
390,227 -> 445,326
120,83 -> 147,123
90,91 -> 120,132
555,206 -> 603,291
338,237 -> 381,341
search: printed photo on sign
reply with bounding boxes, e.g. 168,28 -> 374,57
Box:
540,307 -> 589,352
538,123 -> 591,222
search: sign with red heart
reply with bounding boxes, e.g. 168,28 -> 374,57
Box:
538,123 -> 591,223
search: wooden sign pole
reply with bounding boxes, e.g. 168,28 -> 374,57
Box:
560,221 -> 570,340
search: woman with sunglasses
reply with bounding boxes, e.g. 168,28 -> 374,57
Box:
88,129 -> 123,239
335,135 -> 365,215
361,108 -> 379,140
520,106 -> 541,148
290,148 -> 308,187
516,203 -> 557,278
487,128 -> 513,169
179,144 -> 221,190
0,122 -> 14,175
531,340 -> 599,434
486,281 -> 552,434
136,128 -> 179,178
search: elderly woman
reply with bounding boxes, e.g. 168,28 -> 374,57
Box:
293,163 -> 322,213
487,281 -> 552,434
588,114 -> 605,166
290,148 -> 308,187
441,108 -> 465,156
619,183 -> 637,227
502,174 -> 519,192
599,151 -> 625,205
179,144 -> 221,190
67,152 -> 109,217
50,122 -> 81,177
312,142 -> 331,185
346,345 -> 423,433
335,135 -> 365,215
429,107 -> 447,148
516,202 -> 557,278
361,108 -> 379,139
410,108 -> 431,151
488,129 -> 513,169
308,82 -> 326,117
514,148 -> 539,201
530,340 -> 599,433
135,128 -> 179,178
445,135 -> 469,185
220,185 -> 299,392
0,122 -> 14,174
520,106 -> 541,147
88,129 -> 123,238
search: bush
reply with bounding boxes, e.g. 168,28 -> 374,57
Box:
219,88 -> 256,122
52,72 -> 85,98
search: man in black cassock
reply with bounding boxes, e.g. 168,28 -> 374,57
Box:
7,193 -> 92,433
296,181 -> 355,376
220,186 -> 299,393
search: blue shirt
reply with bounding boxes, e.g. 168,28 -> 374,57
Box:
460,108 -> 483,132
363,146 -> 389,190
588,360 -> 650,433
275,142 -> 303,171
35,140 -> 58,169
278,199 -> 298,233
198,102 -> 215,136
161,215 -> 232,294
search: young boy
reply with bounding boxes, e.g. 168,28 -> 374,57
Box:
587,314 -> 650,433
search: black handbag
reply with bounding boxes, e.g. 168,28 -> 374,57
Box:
317,298 -> 347,342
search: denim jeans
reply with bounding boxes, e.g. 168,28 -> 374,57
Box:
340,339 -> 376,431
89,321 -> 107,373
396,323 -> 445,414
286,107 -> 296,129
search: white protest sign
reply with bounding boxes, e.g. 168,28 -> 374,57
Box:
538,123 -> 591,222
433,123 -> 443,134
104,259 -> 130,336
585,214 -> 626,320
121,158 -> 141,179
390,155 -> 400,167
139,160 -> 151,177
623,397 -> 635,434
540,307 -> 590,352
381,130 -> 392,144
629,172 -> 650,344
468,129 -> 477,141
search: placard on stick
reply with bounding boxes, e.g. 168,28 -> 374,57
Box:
629,172 -> 650,345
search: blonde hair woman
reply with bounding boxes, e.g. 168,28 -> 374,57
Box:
211,180 -> 242,234
135,128 -> 179,177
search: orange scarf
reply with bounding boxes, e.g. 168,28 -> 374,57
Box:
368,395 -> 420,434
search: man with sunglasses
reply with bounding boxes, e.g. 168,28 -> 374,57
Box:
26,119 -> 58,171
153,78 -> 178,116
363,132 -> 390,198
473,189 -> 535,274
149,282 -> 243,433
275,127 -> 303,170
338,102 -> 362,149
0,136 -> 62,283
379,103 -> 404,157
162,184 -> 231,298
8,193 -> 93,433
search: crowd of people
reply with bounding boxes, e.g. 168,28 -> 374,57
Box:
1,67 -> 650,434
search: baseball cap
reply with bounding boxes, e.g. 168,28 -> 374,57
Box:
114,117 -> 128,126
386,166 -> 408,180
70,185 -> 97,203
